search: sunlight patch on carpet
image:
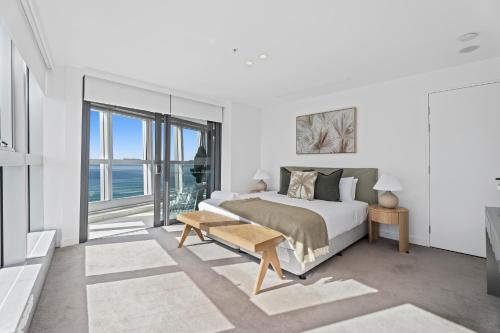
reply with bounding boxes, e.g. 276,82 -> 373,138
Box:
304,304 -> 475,332
86,272 -> 234,333
88,221 -> 148,239
213,262 -> 377,315
85,239 -> 176,276
162,224 -> 185,232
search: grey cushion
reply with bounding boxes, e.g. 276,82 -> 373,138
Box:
314,169 -> 343,201
278,167 -> 292,195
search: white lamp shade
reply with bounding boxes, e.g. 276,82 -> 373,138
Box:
373,174 -> 403,192
253,169 -> 270,180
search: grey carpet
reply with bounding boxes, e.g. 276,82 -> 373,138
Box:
29,225 -> 500,333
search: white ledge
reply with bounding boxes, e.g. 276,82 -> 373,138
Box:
0,230 -> 56,333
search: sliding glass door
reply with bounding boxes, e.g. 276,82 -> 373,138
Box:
80,101 -> 221,241
168,119 -> 212,221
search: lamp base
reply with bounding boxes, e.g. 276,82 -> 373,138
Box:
253,179 -> 268,192
378,191 -> 399,209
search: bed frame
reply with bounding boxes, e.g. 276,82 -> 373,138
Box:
248,167 -> 378,277
205,167 -> 378,278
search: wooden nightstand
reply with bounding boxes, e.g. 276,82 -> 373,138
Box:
368,204 -> 409,253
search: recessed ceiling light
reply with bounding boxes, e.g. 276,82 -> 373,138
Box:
259,54 -> 268,60
459,45 -> 480,54
458,32 -> 479,42
245,60 -> 253,66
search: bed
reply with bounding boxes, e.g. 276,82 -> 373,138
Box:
199,167 -> 378,276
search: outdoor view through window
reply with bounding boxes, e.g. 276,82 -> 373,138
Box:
88,108 -> 210,220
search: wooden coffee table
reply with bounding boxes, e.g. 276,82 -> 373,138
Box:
177,211 -> 285,294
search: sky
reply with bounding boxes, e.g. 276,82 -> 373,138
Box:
89,110 -> 200,161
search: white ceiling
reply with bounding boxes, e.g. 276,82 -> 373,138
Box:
34,0 -> 500,107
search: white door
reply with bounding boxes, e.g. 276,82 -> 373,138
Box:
429,83 -> 500,257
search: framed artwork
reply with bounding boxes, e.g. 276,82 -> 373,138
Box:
296,107 -> 356,154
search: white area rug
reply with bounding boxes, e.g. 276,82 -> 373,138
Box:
304,304 -> 475,333
85,239 -> 177,276
86,272 -> 234,333
213,262 -> 377,315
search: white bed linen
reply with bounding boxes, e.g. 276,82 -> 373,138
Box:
198,191 -> 368,249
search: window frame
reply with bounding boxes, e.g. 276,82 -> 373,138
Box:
88,105 -> 155,213
0,35 -> 14,152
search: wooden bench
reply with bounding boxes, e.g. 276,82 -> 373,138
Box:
177,211 -> 285,294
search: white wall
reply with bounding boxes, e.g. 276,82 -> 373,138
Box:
221,102 -> 262,194
43,67 -> 82,246
261,57 -> 500,246
0,0 -> 47,91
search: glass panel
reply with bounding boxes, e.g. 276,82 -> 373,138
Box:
89,110 -> 101,159
112,113 -> 144,160
112,164 -> 145,199
169,164 -> 201,219
168,134 -> 210,219
182,128 -> 201,161
88,164 -> 102,202
0,25 -> 12,148
28,70 -> 44,155
28,165 -> 44,231
170,125 -> 181,161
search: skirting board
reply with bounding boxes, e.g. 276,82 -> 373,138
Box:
378,230 -> 428,247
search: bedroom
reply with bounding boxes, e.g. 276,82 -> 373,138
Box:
0,0 -> 499,332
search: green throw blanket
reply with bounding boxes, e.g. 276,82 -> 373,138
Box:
219,197 -> 329,264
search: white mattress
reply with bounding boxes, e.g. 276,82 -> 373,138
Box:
198,191 -> 368,250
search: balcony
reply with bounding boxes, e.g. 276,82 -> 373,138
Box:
88,186 -> 207,240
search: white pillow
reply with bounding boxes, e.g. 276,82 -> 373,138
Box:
339,177 -> 354,202
340,177 -> 359,202
352,178 -> 359,200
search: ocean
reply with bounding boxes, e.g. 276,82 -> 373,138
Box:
88,163 -> 199,202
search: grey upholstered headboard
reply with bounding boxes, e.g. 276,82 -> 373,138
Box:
282,167 -> 379,204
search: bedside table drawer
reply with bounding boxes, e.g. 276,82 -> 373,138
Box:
370,209 -> 399,224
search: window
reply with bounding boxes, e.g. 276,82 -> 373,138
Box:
0,167 -> 3,267
111,164 -> 145,199
89,110 -> 101,159
88,109 -> 107,202
27,68 -> 44,232
84,103 -> 221,223
168,121 -> 210,219
0,24 -> 13,150
112,114 -> 144,160
88,108 -> 153,210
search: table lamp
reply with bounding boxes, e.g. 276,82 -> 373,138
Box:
373,174 -> 403,209
253,169 -> 270,192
